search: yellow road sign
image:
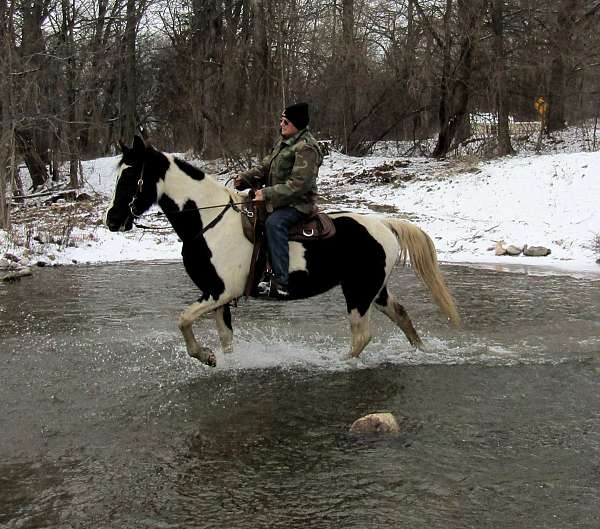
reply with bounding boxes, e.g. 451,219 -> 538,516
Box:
534,96 -> 548,116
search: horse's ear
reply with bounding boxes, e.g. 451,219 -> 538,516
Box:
133,135 -> 145,156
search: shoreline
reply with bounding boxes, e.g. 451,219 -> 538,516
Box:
5,254 -> 599,282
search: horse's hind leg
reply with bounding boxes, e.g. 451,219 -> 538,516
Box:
375,287 -> 422,348
179,299 -> 225,367
342,282 -> 374,358
215,304 -> 233,354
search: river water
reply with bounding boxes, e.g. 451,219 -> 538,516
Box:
1,262 -> 600,529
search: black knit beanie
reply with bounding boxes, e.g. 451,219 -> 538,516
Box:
283,102 -> 310,130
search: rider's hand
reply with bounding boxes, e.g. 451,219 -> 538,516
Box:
254,189 -> 264,202
234,176 -> 248,191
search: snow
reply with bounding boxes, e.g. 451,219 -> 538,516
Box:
2,134 -> 599,279
338,151 -> 600,276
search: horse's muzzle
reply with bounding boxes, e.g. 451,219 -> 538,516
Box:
106,211 -> 134,232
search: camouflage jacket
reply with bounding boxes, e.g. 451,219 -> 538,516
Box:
238,129 -> 323,214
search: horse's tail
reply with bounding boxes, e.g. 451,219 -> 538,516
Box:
383,218 -> 460,327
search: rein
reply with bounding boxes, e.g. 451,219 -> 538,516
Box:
170,200 -> 247,214
133,199 -> 248,233
197,197 -> 242,235
128,158 -> 251,237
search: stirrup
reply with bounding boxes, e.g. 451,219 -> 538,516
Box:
257,279 -> 290,300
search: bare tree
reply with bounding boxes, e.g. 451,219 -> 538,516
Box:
341,0 -> 356,153
0,0 -> 14,228
250,0 -> 274,154
120,0 -> 140,141
15,0 -> 53,189
545,0 -> 577,132
491,0 -> 514,155
58,0 -> 80,187
431,0 -> 488,158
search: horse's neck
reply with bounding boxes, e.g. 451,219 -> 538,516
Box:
158,155 -> 239,240
161,157 -> 228,208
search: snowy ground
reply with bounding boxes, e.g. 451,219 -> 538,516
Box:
2,129 -> 599,279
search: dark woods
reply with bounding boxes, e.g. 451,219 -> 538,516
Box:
1,0 -> 599,223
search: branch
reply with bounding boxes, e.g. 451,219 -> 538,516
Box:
9,67 -> 41,76
576,1 -> 600,24
11,189 -> 79,201
575,62 -> 600,72
413,0 -> 445,49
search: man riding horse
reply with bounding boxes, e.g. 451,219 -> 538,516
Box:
234,102 -> 323,299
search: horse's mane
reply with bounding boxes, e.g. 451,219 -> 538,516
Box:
166,153 -> 242,202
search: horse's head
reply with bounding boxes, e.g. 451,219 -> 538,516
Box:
105,135 -> 157,232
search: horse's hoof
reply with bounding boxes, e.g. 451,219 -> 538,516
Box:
412,340 -> 426,353
206,353 -> 217,367
345,356 -> 365,368
191,347 -> 217,367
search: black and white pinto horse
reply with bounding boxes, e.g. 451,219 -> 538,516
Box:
106,137 -> 459,367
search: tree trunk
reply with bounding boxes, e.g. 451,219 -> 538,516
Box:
121,0 -> 138,141
15,129 -> 49,190
18,0 -> 51,187
547,56 -> 567,132
61,0 -> 79,187
0,0 -> 11,228
190,0 -> 225,157
250,0 -> 272,155
491,0 -> 514,155
431,0 -> 453,158
79,0 -> 109,156
0,130 -> 11,229
546,0 -> 578,132
342,0 -> 356,153
432,0 -> 483,158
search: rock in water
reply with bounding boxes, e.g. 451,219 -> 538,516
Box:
350,412 -> 400,434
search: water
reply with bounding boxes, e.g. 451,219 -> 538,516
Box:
1,263 -> 600,528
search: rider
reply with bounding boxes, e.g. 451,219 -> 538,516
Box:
234,102 -> 323,299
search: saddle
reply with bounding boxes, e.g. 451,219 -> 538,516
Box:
240,195 -> 336,297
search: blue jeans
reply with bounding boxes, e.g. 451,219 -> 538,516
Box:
265,206 -> 307,287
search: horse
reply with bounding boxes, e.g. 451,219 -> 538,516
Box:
105,136 -> 460,367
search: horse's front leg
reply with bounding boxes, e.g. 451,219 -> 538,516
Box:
215,304 -> 233,354
178,299 -> 227,367
349,308 -> 372,358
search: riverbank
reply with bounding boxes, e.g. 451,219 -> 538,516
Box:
1,128 -> 599,279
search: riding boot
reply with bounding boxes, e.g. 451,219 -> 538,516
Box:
257,278 -> 290,300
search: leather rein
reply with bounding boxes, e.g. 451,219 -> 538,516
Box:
128,163 -> 248,236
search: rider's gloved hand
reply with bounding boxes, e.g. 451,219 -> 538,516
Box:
234,176 -> 250,191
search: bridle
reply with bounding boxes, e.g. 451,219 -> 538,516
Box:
127,161 -> 247,237
128,164 -> 146,219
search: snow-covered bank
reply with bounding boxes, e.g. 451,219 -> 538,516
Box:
320,150 -> 600,275
1,143 -> 599,279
